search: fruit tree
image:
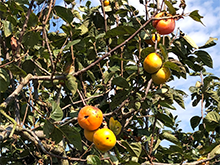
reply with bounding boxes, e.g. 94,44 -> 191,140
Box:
0,0 -> 219,164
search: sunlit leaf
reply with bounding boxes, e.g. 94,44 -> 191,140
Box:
204,111 -> 220,131
2,20 -> 13,37
109,117 -> 122,136
65,75 -> 78,96
160,131 -> 181,146
199,37 -> 218,49
87,155 -> 101,165
183,34 -> 199,49
210,144 -> 220,158
164,61 -> 180,72
121,140 -> 142,158
165,0 -> 176,15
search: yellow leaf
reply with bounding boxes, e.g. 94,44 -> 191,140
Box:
109,117 -> 122,136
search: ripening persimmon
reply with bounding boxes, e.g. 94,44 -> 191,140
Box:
152,12 -> 175,35
143,52 -> 163,74
103,0 -> 110,6
84,129 -> 97,142
77,105 -> 103,131
93,128 -> 116,152
145,33 -> 161,45
152,66 -> 171,84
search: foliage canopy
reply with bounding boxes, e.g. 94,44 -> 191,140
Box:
0,0 -> 219,164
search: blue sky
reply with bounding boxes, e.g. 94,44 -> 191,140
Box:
55,0 -> 220,133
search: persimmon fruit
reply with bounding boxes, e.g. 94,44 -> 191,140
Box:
77,105 -> 103,131
93,128 -> 116,152
152,66 -> 171,84
84,129 -> 97,142
103,0 -> 110,6
145,33 -> 161,45
152,12 -> 175,35
143,52 -> 163,74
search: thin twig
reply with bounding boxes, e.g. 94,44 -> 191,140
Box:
72,12 -> 157,77
16,0 -> 35,57
77,89 -> 86,106
99,0 -> 108,32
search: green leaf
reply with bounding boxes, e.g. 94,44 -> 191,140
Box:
190,116 -> 202,130
164,61 -> 180,72
50,126 -> 63,144
22,60 -> 35,74
87,155 -> 101,165
43,119 -> 54,138
112,76 -> 129,88
206,90 -> 219,103
104,71 -> 115,84
54,6 -> 73,23
159,43 -> 168,60
5,64 -> 27,77
195,50 -> 213,68
199,37 -> 218,49
0,2 -> 7,12
210,144 -> 220,158
189,86 -> 197,93
64,39 -> 81,50
87,70 -> 96,82
203,76 -> 219,88
160,101 -> 176,110
189,10 -> 204,26
183,34 -> 199,49
65,75 -> 78,96
64,0 -> 74,4
78,22 -> 89,35
109,117 -> 122,136
110,90 -> 129,109
27,12 -> 38,27
173,92 -> 185,109
22,31 -> 41,49
103,152 -> 119,164
59,125 -> 82,151
105,26 -> 136,38
165,0 -> 176,15
0,68 -> 10,92
121,140 -> 142,158
157,113 -> 174,128
148,116 -> 164,129
204,111 -> 220,132
141,47 -> 155,59
50,101 -> 63,121
153,139 -> 161,152
2,20 -> 13,37
160,131 -> 181,146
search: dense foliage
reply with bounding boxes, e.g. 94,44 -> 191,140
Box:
0,0 -> 219,164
